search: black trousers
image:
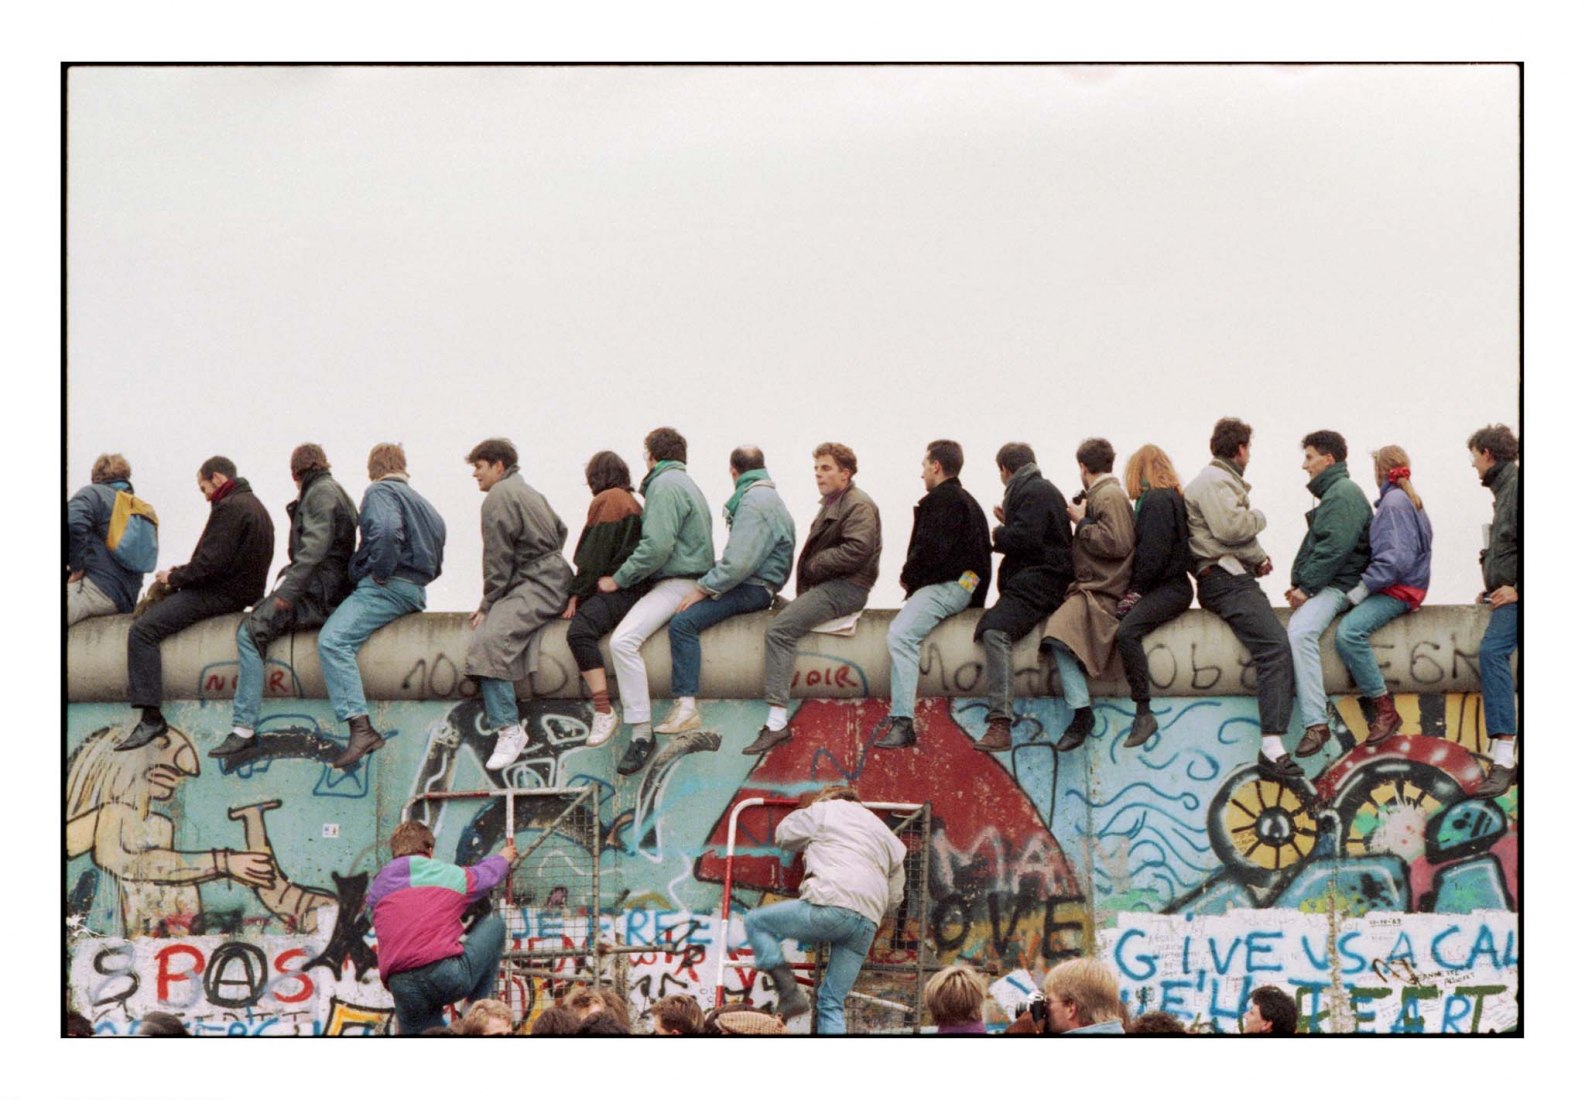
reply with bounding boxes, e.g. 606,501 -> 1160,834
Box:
1116,576 -> 1194,703
1194,567 -> 1294,735
565,584 -> 650,673
128,587 -> 249,707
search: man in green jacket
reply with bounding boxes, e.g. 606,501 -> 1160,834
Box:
1285,430 -> 1373,759
593,427 -> 715,775
1468,424 -> 1520,797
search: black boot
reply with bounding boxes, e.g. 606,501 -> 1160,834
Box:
767,963 -> 811,1020
875,717 -> 916,749
332,715 -> 385,770
743,725 -> 793,755
1123,706 -> 1158,749
1055,707 -> 1094,752
117,709 -> 169,752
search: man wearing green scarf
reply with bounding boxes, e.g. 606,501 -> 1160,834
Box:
594,427 -> 715,774
656,446 -> 796,734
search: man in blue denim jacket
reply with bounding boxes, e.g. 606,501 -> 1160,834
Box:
656,445 -> 795,736
320,443 -> 447,770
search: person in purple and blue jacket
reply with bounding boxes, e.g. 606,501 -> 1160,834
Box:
366,820 -> 515,1035
1330,445 -> 1433,748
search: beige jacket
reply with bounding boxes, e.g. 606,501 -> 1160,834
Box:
774,800 -> 907,927
1184,459 -> 1269,574
1041,475 -> 1135,678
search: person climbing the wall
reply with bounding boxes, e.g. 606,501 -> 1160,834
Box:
461,437 -> 574,771
738,785 -> 906,1034
366,820 -> 515,1035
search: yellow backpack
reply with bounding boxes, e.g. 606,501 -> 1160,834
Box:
105,489 -> 160,573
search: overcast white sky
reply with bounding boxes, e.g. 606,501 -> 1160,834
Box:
66,63 -> 1517,611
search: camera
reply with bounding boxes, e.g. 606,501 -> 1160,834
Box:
1017,992 -> 1048,1029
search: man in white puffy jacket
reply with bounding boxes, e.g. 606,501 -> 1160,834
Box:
739,786 -> 907,1034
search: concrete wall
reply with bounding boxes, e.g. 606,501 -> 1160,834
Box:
65,609 -> 1518,1034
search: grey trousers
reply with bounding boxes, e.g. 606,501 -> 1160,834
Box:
67,577 -> 120,627
763,578 -> 871,706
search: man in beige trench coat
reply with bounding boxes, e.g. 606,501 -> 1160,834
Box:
1041,438 -> 1135,751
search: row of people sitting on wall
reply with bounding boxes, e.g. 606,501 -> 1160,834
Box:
65,418 -> 1520,797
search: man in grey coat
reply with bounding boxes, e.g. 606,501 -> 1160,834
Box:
212,444 -> 358,758
464,438 -> 575,770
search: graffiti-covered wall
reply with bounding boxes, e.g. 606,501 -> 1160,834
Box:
65,612 -> 1518,1034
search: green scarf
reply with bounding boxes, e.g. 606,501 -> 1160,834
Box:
639,459 -> 685,495
1133,475 -> 1150,518
723,467 -> 772,525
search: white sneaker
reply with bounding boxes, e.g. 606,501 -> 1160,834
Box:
587,710 -> 621,747
485,724 -> 529,770
655,701 -> 701,735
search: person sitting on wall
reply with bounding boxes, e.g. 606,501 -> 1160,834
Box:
461,437 -> 575,771
1041,438 -> 1136,753
1284,430 -> 1372,759
1242,985 -> 1298,1035
121,455 -> 274,751
658,445 -> 796,736
67,452 -> 154,627
1114,444 -> 1194,749
1183,418 -> 1302,787
365,821 -> 514,1036
1331,445 -> 1433,748
1467,423 -> 1520,797
591,427 -> 715,776
563,450 -> 646,753
738,785 -> 907,1034
876,439 -> 992,749
972,443 -> 1073,753
925,964 -> 990,1034
319,443 -> 447,771
212,444 -> 358,759
744,443 -> 883,755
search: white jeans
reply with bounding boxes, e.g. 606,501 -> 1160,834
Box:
67,577 -> 120,626
611,577 -> 699,724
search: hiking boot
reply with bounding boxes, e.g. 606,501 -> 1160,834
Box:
975,717 -> 1013,752
332,715 -> 385,770
617,737 -> 654,776
1123,709 -> 1159,749
1054,706 -> 1094,753
875,717 -> 917,749
1296,723 -> 1331,758
208,730 -> 255,758
1255,752 -> 1306,785
655,701 -> 701,735
768,964 -> 812,1021
1364,695 -> 1403,745
586,709 -> 621,747
1469,763 -> 1517,799
485,723 -> 529,770
743,725 -> 793,755
117,712 -> 169,752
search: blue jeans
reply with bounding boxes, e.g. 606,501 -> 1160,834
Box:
1479,603 -> 1519,736
233,620 -> 267,730
387,913 -> 505,1035
1287,586 -> 1352,729
317,577 -> 426,722
1050,646 -> 1091,710
741,900 -> 876,1035
886,580 -> 972,719
669,583 -> 774,696
1333,593 -> 1410,700
478,677 -> 518,730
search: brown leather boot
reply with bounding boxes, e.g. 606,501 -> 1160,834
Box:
975,716 -> 1012,752
332,714 -> 385,770
1364,695 -> 1403,744
1296,723 -> 1331,758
